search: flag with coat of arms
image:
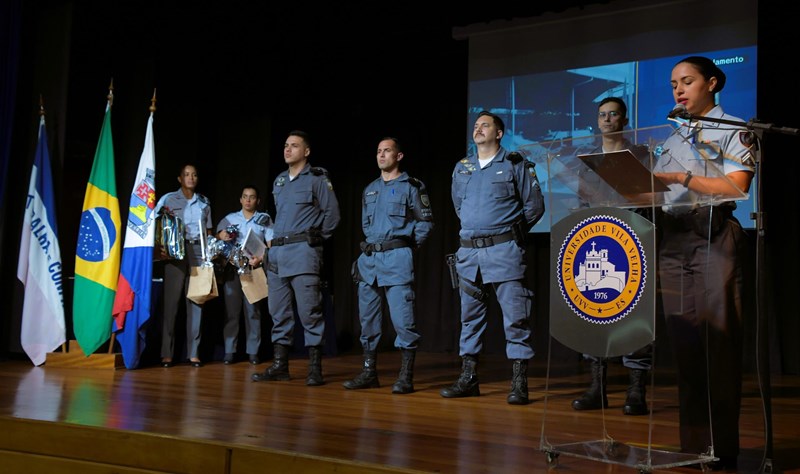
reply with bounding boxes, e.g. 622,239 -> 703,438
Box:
112,104 -> 156,369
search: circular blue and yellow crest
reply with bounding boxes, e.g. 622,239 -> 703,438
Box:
557,214 -> 647,324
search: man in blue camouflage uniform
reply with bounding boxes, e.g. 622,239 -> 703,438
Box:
441,111 -> 545,405
155,164 -> 213,368
216,185 -> 273,365
343,137 -> 433,394
252,130 -> 340,386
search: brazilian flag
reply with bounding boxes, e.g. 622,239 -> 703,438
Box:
73,100 -> 121,356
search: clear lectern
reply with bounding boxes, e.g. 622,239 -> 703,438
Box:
522,124 -> 749,473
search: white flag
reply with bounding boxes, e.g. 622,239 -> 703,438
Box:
17,115 -> 66,366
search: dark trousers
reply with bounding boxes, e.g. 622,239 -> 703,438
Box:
658,212 -> 746,458
161,243 -> 204,360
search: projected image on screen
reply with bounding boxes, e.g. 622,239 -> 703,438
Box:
466,46 -> 757,232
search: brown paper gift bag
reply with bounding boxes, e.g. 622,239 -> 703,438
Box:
187,265 -> 219,304
240,266 -> 268,304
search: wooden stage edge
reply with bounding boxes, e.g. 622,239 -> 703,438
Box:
0,351 -> 798,474
0,416 -> 417,474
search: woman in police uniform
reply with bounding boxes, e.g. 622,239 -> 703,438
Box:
653,56 -> 755,471
154,164 -> 213,368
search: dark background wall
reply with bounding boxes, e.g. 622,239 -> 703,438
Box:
2,0 -> 798,373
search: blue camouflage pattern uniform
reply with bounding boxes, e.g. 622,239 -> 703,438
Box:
355,172 -> 434,351
154,190 -> 213,361
216,210 -> 274,357
451,147 -> 544,360
267,163 -> 340,347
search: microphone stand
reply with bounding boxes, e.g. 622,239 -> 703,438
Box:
677,112 -> 798,474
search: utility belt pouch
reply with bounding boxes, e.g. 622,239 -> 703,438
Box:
306,227 -> 324,247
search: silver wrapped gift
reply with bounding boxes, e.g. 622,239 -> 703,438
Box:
156,211 -> 185,260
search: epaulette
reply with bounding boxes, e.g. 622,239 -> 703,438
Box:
310,167 -> 328,176
254,213 -> 271,226
407,176 -> 422,188
459,157 -> 469,164
507,151 -> 524,164
197,193 -> 210,205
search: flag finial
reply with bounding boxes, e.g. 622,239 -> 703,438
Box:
107,78 -> 114,106
39,94 -> 45,117
150,89 -> 157,113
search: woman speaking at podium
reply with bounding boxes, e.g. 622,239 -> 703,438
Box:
654,56 -> 755,471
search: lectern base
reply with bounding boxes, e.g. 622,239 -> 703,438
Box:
541,439 -> 717,473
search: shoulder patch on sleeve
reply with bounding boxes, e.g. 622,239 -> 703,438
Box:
254,213 -> 271,226
525,161 -> 538,179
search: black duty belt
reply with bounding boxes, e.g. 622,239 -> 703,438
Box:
185,239 -> 202,245
460,230 -> 515,249
271,233 -> 309,247
360,239 -> 411,255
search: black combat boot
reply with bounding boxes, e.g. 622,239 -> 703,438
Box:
391,349 -> 416,394
343,350 -> 380,389
440,354 -> 480,398
306,345 -> 324,386
571,358 -> 608,410
507,359 -> 529,405
622,369 -> 649,415
251,344 -> 290,382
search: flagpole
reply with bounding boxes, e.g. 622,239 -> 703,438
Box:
39,95 -> 68,357
104,79 -> 117,355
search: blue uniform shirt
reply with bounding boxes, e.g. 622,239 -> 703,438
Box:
357,172 -> 434,286
217,210 -> 274,252
155,189 -> 213,240
451,147 -> 544,283
655,105 -> 755,211
269,163 -> 341,277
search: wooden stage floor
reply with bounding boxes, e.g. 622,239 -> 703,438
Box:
0,351 -> 797,473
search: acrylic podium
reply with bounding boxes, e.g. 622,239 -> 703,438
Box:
521,124 -> 749,473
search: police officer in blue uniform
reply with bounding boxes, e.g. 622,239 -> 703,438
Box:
252,130 -> 340,386
652,57 -> 755,471
572,97 -> 652,416
216,185 -> 273,365
155,164 -> 213,368
441,111 -> 544,405
343,137 -> 433,394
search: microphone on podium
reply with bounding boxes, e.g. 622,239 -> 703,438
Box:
667,103 -> 690,120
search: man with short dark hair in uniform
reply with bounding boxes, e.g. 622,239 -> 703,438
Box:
252,130 -> 340,386
344,137 -> 433,394
442,110 -> 545,405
